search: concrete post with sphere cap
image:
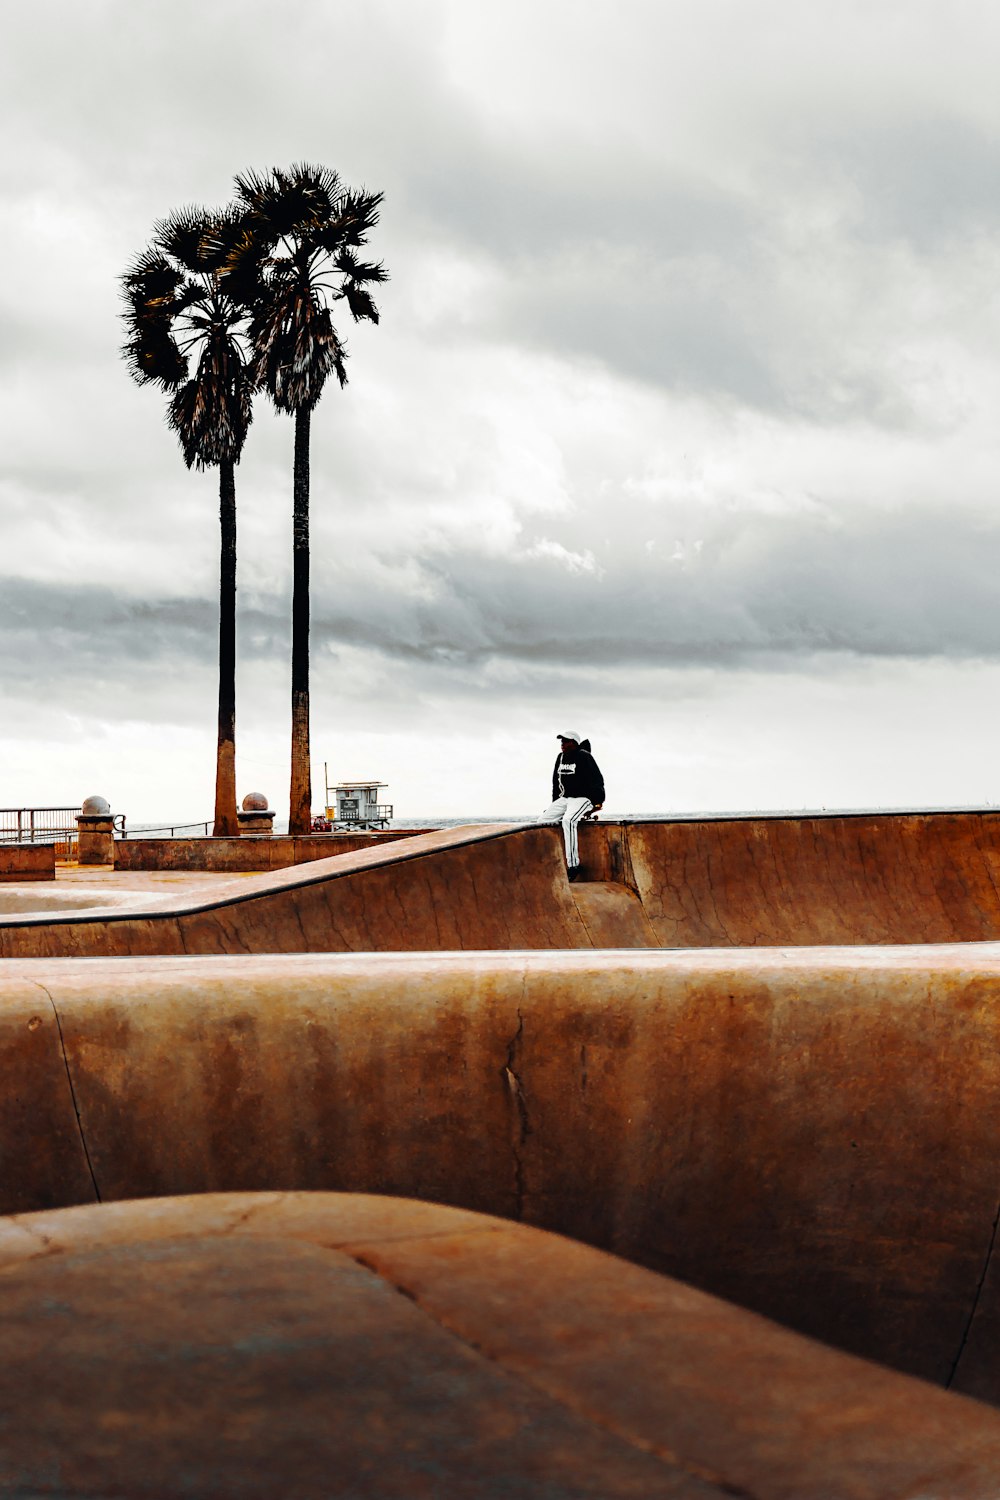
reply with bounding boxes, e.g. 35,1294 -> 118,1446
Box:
75,796 -> 116,865
237,793 -> 276,836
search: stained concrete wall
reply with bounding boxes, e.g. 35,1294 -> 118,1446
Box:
5,947 -> 1000,1401
113,830 -> 429,872
579,810 -> 1000,944
0,844 -> 54,882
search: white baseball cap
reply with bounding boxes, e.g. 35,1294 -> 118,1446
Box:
556,729 -> 582,743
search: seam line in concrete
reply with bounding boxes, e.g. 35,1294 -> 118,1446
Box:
343,1246 -> 757,1498
570,891 -> 600,949
31,981 -> 102,1205
946,1191 -> 1000,1389
0,1215 -> 509,1276
503,1006 -> 528,1220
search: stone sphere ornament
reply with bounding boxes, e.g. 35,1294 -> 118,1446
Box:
241,793 -> 269,812
80,795 -> 111,816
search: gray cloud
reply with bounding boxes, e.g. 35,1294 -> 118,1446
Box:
4,0 -> 1000,816
3,0 -> 993,428
804,115 -> 1000,251
310,503 -> 1000,668
5,490 -> 999,712
0,579 -> 216,676
391,120 -> 991,420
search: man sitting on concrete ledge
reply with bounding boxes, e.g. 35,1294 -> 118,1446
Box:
536,730 -> 605,882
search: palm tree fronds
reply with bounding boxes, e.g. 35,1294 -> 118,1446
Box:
167,349 -> 254,470
291,161 -> 343,205
248,285 -> 348,411
341,281 -> 380,325
235,164 -> 329,240
230,164 -> 383,411
216,223 -> 271,304
167,378 -> 208,467
121,249 -> 184,310
153,206 -> 215,272
121,321 -> 188,389
340,188 -> 384,245
122,205 -> 256,461
312,305 -> 348,389
334,249 -> 389,285
173,280 -> 209,316
199,206 -> 251,273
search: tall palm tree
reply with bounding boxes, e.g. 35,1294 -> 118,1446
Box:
220,164 -> 386,835
121,207 -> 255,837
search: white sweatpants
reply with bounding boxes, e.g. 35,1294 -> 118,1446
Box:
536,796 -> 593,868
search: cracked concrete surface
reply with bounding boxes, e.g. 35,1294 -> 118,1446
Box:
3,1193 -> 1000,1499
31,978 -> 102,1205
8,947 -> 1000,1402
503,1007 -> 529,1220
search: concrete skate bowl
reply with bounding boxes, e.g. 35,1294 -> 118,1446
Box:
4,807 -> 1000,955
0,888 -> 159,917
6,947 -> 1000,1411
5,812 -> 1000,1493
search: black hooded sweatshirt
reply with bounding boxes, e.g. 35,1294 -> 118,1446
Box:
551,740 -> 605,805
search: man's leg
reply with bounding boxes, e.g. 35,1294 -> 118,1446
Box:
561,797 -> 593,872
536,799 -> 568,825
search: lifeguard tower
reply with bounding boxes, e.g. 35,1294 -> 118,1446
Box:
323,765 -> 393,830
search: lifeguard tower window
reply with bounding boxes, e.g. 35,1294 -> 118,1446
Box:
323,772 -> 393,830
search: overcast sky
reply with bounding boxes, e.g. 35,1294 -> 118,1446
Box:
3,0 -> 1000,821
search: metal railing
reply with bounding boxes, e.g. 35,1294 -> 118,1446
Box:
0,807 -> 80,844
118,821 -> 209,839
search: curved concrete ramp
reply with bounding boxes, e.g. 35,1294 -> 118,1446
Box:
6,947 -> 1000,1400
3,1192 -> 1000,1499
585,809 -> 1000,946
570,878 -> 659,945
0,823 -> 590,957
4,809 -> 1000,954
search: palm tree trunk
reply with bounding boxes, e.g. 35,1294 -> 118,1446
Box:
213,459 -> 239,837
289,406 -> 312,835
